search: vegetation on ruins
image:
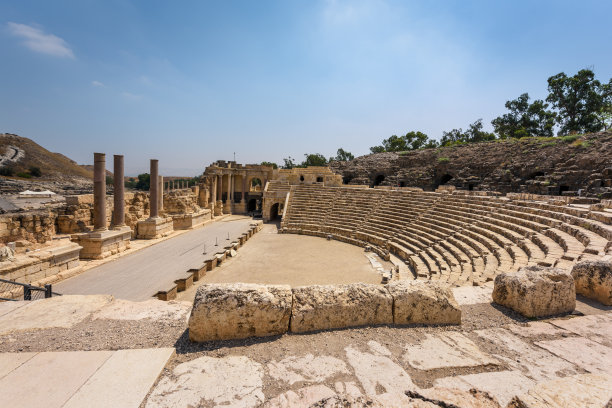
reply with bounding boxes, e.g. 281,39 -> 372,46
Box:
260,161 -> 278,169
367,68 -> 611,154
281,148 -> 355,168
331,148 -> 355,162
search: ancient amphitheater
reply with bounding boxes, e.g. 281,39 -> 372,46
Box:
1,152 -> 612,407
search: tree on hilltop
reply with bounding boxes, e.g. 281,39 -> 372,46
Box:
370,131 -> 436,153
547,69 -> 611,135
440,119 -> 496,146
331,148 -> 354,162
492,93 -> 556,138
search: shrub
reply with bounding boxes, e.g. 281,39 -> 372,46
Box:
29,166 -> 42,177
0,167 -> 14,177
438,157 -> 450,164
16,172 -> 32,178
560,135 -> 579,143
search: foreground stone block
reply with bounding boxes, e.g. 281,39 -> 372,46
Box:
188,283 -> 292,341
136,217 -> 173,239
571,260 -> 612,305
71,226 -> 130,259
492,266 -> 575,318
290,283 -> 392,333
507,374 -> 612,408
386,280 -> 461,325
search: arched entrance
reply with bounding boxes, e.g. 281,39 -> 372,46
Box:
373,174 -> 385,186
250,178 -> 262,192
248,198 -> 257,212
270,203 -> 280,220
439,174 -> 453,185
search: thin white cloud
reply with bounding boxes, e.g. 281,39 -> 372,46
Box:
92,80 -> 105,87
121,92 -> 142,100
7,22 -> 75,58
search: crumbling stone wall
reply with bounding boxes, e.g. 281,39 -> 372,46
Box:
331,131 -> 612,197
164,189 -> 200,214
0,211 -> 56,244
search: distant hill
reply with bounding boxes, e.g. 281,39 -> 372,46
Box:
0,133 -> 92,180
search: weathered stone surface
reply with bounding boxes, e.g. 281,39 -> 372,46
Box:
290,283 -> 392,333
412,387 -> 502,408
492,266 -> 575,318
386,280 -> 461,325
267,354 -> 349,385
535,337 -> 612,375
550,314 -> 612,348
146,355 -> 264,408
92,299 -> 191,323
571,260 -> 612,305
507,374 -> 612,408
0,245 -> 15,262
403,332 -> 499,370
188,283 -> 292,341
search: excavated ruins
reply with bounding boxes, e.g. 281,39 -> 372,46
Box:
1,142 -> 612,407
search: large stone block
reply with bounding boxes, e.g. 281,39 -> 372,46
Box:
386,280 -> 461,325
189,283 -> 292,342
492,266 -> 575,318
571,260 -> 612,305
290,283 -> 393,333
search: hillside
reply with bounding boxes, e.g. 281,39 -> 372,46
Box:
331,131 -> 612,198
0,133 -> 92,180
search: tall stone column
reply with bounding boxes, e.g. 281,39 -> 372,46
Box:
211,175 -> 217,203
217,175 -> 222,201
229,174 -> 234,203
242,175 -> 246,202
93,153 -> 107,231
158,175 -> 164,212
113,154 -> 125,227
149,159 -> 159,219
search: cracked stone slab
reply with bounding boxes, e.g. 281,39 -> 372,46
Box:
267,354 -> 350,385
146,355 -> 264,408
475,328 -> 579,381
264,385 -> 337,408
403,332 -> 498,370
92,299 -> 191,323
452,284 -> 493,305
508,373 -> 612,408
535,337 -> 612,376
345,345 -> 417,406
434,370 -> 534,406
0,352 -> 37,379
549,314 -> 612,347
507,322 -> 570,338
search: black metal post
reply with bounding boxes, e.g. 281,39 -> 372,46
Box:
24,286 -> 31,301
45,284 -> 52,298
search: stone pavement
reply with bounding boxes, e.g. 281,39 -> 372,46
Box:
1,286 -> 612,407
56,215 -> 255,301
0,348 -> 174,408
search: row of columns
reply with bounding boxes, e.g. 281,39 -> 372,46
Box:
93,154 -> 163,231
212,173 -> 268,204
164,180 -> 191,190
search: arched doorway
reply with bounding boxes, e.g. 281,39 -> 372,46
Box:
439,174 -> 453,185
270,203 -> 280,220
343,175 -> 353,184
248,198 -> 257,212
250,178 -> 262,192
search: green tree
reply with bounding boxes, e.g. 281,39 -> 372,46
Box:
302,153 -> 328,167
491,93 -> 556,138
547,69 -> 611,135
440,119 -> 496,146
105,175 -> 113,185
281,157 -> 296,169
135,173 -> 150,190
260,161 -> 278,169
369,131 -> 434,153
331,148 -> 354,162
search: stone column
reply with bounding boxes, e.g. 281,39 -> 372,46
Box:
242,174 -> 247,202
229,173 -> 234,203
211,175 -> 217,203
149,159 -> 159,219
217,175 -> 222,201
113,154 -> 125,227
93,153 -> 107,231
158,175 -> 164,212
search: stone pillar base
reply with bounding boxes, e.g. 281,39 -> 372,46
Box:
71,226 -> 131,260
171,209 -> 212,230
232,200 -> 247,215
214,200 -> 223,216
136,217 -> 174,239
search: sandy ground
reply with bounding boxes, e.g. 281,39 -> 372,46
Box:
178,224 -> 390,301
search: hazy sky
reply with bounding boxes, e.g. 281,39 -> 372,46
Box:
2,0 -> 611,176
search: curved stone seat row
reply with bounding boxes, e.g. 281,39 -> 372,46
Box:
281,185 -> 612,286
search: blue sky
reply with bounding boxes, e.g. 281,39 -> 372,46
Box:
1,0 -> 611,176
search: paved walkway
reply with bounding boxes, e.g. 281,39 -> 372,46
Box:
0,348 -> 174,408
56,216 -> 255,301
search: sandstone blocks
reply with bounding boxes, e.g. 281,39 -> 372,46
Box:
188,283 -> 292,342
492,265 -> 575,318
290,283 -> 393,333
571,260 -> 612,305
387,280 -> 461,325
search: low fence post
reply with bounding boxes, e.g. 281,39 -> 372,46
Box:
24,286 -> 31,301
45,285 -> 52,298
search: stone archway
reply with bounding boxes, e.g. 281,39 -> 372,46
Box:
270,203 -> 280,220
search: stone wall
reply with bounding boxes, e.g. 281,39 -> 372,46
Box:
330,131 -> 612,197
188,280 -> 461,341
0,211 -> 56,244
